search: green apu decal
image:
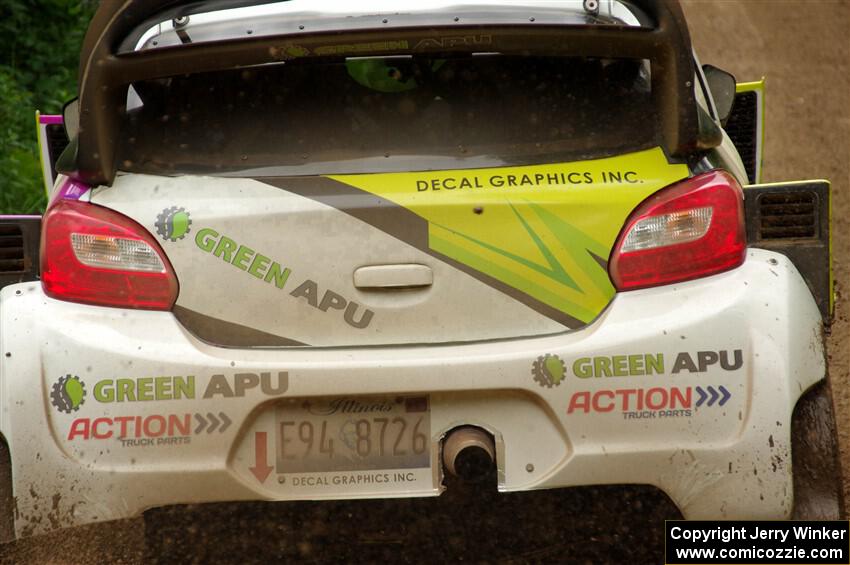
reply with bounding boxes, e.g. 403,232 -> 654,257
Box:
569,350 -> 743,379
530,350 -> 744,385
154,209 -> 375,330
50,375 -> 86,414
92,372 -> 289,402
192,227 -> 374,329
532,354 -> 567,388
156,206 -> 192,242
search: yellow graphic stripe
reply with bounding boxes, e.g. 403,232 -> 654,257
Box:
35,111 -> 51,197
329,148 -> 689,322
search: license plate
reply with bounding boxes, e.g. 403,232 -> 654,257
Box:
275,395 -> 430,474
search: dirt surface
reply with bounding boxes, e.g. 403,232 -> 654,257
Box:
2,1 -> 850,563
1,481 -> 682,564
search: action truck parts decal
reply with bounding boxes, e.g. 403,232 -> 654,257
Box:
567,385 -> 732,419
67,412 -> 233,447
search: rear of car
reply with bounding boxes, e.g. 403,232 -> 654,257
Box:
0,0 -> 839,539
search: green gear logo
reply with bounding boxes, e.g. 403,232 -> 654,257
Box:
155,206 -> 192,242
532,354 -> 566,388
50,375 -> 86,414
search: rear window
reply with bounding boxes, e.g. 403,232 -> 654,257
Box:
118,55 -> 656,176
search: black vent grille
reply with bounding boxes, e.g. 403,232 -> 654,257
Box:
0,224 -> 25,273
757,191 -> 817,240
725,91 -> 758,184
45,123 -> 70,181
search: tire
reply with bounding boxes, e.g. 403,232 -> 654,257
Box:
791,380 -> 843,520
0,437 -> 14,543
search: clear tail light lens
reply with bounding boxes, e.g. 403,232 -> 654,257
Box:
620,206 -> 713,252
70,233 -> 166,272
609,170 -> 746,290
41,199 -> 178,309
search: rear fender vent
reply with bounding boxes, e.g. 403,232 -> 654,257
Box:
0,218 -> 41,289
0,225 -> 25,273
756,190 -> 817,240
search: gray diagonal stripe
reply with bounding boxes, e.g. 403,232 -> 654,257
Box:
258,176 -> 586,329
173,305 -> 308,347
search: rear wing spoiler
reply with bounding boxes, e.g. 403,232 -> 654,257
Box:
62,0 -> 717,186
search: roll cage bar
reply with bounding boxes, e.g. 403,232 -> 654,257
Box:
61,0 -> 714,186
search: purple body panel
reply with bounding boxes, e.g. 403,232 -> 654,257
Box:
38,115 -> 64,125
53,178 -> 90,204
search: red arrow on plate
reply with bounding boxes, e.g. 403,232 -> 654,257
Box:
249,431 -> 273,484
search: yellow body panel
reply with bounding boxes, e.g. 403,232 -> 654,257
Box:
330,148 -> 689,323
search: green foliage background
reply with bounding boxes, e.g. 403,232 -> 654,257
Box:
0,1 -> 96,214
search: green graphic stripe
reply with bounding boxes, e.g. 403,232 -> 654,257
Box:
431,210 -> 580,293
430,232 -> 600,322
429,198 -> 615,322
526,201 -> 615,294
507,202 -> 580,292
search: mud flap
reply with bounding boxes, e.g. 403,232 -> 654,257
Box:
791,381 -> 843,520
745,180 -> 837,518
744,180 -> 831,319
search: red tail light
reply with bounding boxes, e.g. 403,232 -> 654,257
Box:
41,199 -> 178,310
609,170 -> 746,291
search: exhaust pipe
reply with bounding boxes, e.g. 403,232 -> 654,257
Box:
442,426 -> 496,482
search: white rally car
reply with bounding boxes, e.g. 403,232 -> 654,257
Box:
1,0 -> 840,540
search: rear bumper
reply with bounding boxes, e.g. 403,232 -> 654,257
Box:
0,249 -> 825,537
